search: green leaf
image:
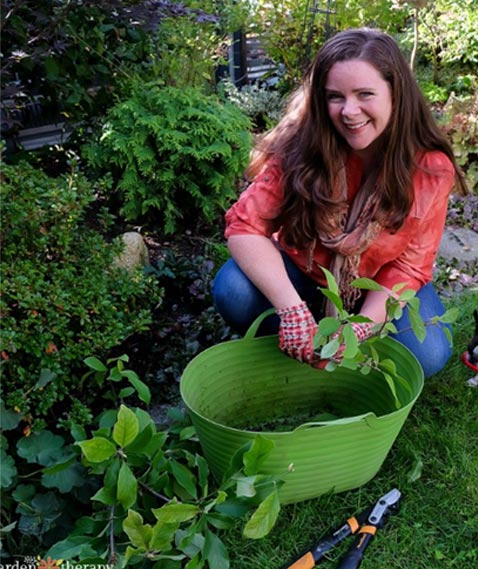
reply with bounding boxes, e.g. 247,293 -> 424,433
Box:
379,358 -> 398,376
342,323 -> 359,359
195,454 -> 209,497
0,449 -> 17,489
149,520 -> 179,551
119,387 -> 136,399
42,460 -> 86,493
91,486 -> 116,505
320,337 -> 340,359
382,373 -> 401,409
45,536 -> 98,559
205,512 -> 236,530
437,307 -> 459,324
398,288 -> 416,302
320,289 -> 344,313
317,317 -> 341,336
17,431 -> 65,466
122,370 -> 151,404
235,475 -> 258,498
243,488 -> 281,539
35,368 -> 56,389
350,277 -> 383,291
392,282 -> 409,293
153,501 -> 200,524
113,404 -> 139,447
321,266 -> 340,295
77,437 -> 116,463
407,456 -> 424,482
0,400 -> 22,430
203,530 -> 230,569
408,306 -> 427,343
84,356 -> 108,372
123,509 -> 152,550
117,462 -> 138,509
170,460 -> 197,499
243,436 -> 274,476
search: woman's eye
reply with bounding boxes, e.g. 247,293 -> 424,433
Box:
359,91 -> 374,98
326,93 -> 343,101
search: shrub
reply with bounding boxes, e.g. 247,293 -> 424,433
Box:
83,84 -> 252,233
220,79 -> 286,130
438,91 -> 478,194
0,159 -> 161,425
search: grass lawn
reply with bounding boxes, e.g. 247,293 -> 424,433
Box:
222,289 -> 478,569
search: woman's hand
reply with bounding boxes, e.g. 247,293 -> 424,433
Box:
315,321 -> 376,368
277,301 -> 318,363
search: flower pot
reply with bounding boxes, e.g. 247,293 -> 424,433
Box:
180,312 -> 424,504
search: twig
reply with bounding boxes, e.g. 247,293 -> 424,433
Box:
139,480 -> 170,503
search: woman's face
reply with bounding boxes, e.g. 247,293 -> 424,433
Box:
325,59 -> 392,163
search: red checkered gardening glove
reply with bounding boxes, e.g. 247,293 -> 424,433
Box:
277,301 -> 318,364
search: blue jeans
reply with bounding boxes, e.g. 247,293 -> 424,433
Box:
212,253 -> 452,378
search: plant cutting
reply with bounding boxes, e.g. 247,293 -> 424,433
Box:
311,267 -> 458,408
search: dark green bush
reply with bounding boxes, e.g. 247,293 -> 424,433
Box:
0,159 -> 161,425
83,84 -> 252,233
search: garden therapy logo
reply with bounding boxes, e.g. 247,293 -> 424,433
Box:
0,559 -> 114,569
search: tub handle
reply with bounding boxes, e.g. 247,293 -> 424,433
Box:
244,308 -> 276,339
292,412 -> 379,431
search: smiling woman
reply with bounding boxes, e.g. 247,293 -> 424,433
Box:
212,27 -> 469,379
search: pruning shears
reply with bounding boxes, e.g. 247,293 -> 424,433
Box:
283,488 -> 402,569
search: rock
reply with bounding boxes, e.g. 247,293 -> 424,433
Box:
114,231 -> 150,272
438,227 -> 478,264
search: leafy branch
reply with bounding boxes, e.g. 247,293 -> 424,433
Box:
313,268 -> 458,406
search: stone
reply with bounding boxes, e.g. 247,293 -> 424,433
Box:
114,231 -> 150,272
438,227 -> 478,264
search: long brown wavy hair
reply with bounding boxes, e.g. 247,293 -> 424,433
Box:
248,28 -> 467,249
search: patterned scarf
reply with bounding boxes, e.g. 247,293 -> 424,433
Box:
317,165 -> 383,316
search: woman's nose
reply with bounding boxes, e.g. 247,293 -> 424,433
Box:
341,98 -> 360,116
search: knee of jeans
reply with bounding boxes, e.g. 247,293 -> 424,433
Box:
212,263 -> 262,331
420,340 -> 452,378
393,324 -> 453,379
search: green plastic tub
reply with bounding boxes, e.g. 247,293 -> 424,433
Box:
180,313 -> 424,504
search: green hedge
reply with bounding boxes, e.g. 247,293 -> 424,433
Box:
0,160 -> 161,425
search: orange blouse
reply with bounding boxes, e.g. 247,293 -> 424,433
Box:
225,151 -> 455,291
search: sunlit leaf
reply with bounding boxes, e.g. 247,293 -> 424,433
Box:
317,317 -> 341,336
320,337 -> 340,359
438,307 -> 459,324
77,437 -> 116,463
113,405 -> 139,448
342,323 -> 359,359
123,509 -> 152,550
243,488 -> 281,539
350,277 -> 383,291
152,501 -> 200,524
409,306 -> 426,343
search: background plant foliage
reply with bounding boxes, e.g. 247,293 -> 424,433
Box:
84,84 -> 252,232
0,158 -> 160,426
0,0 -> 249,131
1,360 -> 282,566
